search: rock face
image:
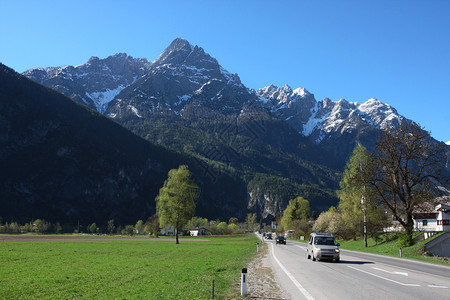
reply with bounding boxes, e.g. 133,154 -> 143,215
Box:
23,53 -> 150,112
105,38 -> 253,120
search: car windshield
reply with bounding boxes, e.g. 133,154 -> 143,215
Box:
314,237 -> 335,245
277,236 -> 284,239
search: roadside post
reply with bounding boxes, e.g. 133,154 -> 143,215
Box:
257,243 -> 259,253
399,248 -> 402,257
241,268 -> 247,296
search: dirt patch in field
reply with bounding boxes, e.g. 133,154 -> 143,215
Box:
0,235 -> 209,242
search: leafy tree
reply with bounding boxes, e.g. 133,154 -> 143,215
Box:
312,207 -> 344,238
156,165 -> 199,244
186,216 -> 209,230
144,214 -> 160,236
366,123 -> 447,242
245,213 -> 257,233
228,223 -> 239,233
217,222 -> 230,234
228,217 -> 238,225
107,219 -> 115,235
55,222 -> 62,234
337,145 -> 386,241
281,196 -> 310,231
329,146 -> 388,243
33,219 -> 48,233
135,220 -> 144,235
122,225 -> 135,235
291,220 -> 310,239
89,223 -> 98,234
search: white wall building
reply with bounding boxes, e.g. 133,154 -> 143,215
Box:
413,203 -> 450,232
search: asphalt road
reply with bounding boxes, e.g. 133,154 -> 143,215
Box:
261,236 -> 450,300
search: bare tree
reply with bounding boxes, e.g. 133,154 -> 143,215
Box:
367,123 -> 447,241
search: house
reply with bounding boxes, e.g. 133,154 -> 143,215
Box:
285,230 -> 295,238
189,227 -> 207,236
413,203 -> 450,232
435,203 -> 450,231
270,217 -> 278,230
160,225 -> 185,236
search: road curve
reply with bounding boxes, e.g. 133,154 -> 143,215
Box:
260,235 -> 449,300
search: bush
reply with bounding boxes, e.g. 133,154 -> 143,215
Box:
122,225 -> 135,236
397,234 -> 413,248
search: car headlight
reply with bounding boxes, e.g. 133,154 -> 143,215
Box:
335,249 -> 340,253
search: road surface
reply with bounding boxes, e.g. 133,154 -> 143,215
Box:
261,236 -> 450,300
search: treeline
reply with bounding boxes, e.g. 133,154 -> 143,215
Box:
0,213 -> 259,236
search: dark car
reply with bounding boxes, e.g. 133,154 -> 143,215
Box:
276,236 -> 286,244
266,233 -> 272,239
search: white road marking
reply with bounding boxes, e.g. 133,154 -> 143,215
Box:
296,245 -> 307,251
428,285 -> 448,289
373,267 -> 408,276
271,243 -> 315,300
348,266 -> 420,287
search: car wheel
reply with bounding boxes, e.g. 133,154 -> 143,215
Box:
307,252 -> 311,260
335,258 -> 340,263
312,253 -> 316,261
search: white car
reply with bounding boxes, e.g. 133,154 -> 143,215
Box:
307,232 -> 340,262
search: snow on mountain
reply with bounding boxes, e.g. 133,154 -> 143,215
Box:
23,53 -> 150,112
23,38 -> 413,149
104,38 -> 253,119
257,84 -> 312,110
257,84 -> 409,144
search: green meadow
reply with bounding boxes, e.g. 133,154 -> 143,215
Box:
0,235 -> 258,299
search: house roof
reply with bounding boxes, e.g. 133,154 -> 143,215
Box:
436,203 -> 450,213
189,227 -> 207,231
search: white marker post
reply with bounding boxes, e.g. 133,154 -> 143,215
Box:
241,268 -> 247,296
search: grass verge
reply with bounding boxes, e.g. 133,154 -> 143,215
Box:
0,235 -> 258,299
337,232 -> 450,266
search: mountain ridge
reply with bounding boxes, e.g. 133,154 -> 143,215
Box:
22,38 -> 414,156
1,63 -> 249,224
18,38 -> 449,218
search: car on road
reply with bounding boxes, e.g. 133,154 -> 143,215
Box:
307,232 -> 340,262
275,236 -> 286,244
266,233 -> 272,239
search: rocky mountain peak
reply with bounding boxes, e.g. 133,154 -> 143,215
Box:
87,56 -> 100,64
152,38 -> 219,71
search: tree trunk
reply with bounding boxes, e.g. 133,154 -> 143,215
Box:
405,215 -> 414,239
175,227 -> 179,244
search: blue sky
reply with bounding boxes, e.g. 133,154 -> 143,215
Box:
1,0 -> 449,143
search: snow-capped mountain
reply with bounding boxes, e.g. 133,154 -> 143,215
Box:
257,84 -> 408,144
23,53 -> 150,112
19,38 -> 449,218
23,38 -> 413,164
105,38 -> 252,120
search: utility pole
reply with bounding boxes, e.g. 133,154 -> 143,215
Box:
361,194 -> 367,248
360,155 -> 368,248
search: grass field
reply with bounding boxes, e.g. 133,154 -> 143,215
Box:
0,235 -> 258,299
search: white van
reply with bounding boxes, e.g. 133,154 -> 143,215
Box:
307,232 -> 340,262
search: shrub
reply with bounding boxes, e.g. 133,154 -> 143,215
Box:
397,234 -> 413,248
